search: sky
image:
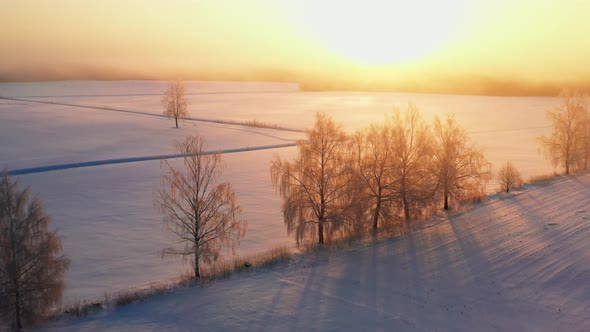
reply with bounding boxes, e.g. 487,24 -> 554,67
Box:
1,0 -> 589,95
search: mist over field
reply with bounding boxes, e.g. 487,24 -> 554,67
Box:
2,66 -> 590,97
2,0 -> 590,330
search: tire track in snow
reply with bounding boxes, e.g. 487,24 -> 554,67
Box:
0,96 -> 304,133
4,90 -> 298,98
6,143 -> 296,176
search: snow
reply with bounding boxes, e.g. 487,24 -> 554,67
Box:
44,174 -> 590,331
3,82 -> 557,178
0,101 -> 301,170
0,81 -> 563,304
18,151 -> 297,304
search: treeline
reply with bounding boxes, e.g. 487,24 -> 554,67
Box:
271,90 -> 590,246
271,105 -> 492,245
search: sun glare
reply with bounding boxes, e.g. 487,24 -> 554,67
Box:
294,0 -> 465,65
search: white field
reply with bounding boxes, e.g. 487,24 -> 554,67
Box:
0,81 -> 559,304
46,174 -> 590,331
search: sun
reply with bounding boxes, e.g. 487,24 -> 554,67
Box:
293,0 -> 465,65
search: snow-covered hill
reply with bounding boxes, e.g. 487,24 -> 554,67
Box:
46,174 -> 590,332
0,80 -> 564,304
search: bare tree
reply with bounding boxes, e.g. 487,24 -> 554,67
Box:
271,113 -> 352,245
161,80 -> 190,128
577,97 -> 590,170
154,136 -> 246,279
0,173 -> 69,330
389,105 -> 437,229
497,162 -> 523,193
432,114 -> 492,210
349,123 -> 397,233
538,90 -> 588,174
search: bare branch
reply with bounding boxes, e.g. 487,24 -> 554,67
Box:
153,136 -> 246,278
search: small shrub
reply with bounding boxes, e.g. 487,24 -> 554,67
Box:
243,119 -> 286,130
526,172 -> 558,185
497,162 -> 523,193
201,245 -> 293,281
463,189 -> 487,204
60,300 -> 103,318
53,246 -> 292,320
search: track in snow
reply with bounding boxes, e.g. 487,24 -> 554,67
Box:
0,96 -> 304,133
6,143 -> 296,176
1,90 -> 297,98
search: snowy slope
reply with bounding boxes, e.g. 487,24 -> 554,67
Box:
45,173 -> 590,332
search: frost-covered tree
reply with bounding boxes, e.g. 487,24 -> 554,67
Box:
161,80 -> 190,128
432,114 -> 492,210
154,136 -> 246,279
538,91 -> 588,174
271,113 -> 352,245
349,123 -> 397,233
0,173 -> 69,331
497,162 -> 523,193
389,105 -> 437,228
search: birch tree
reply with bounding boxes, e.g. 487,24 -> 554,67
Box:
161,80 -> 190,128
0,173 -> 69,331
538,91 -> 588,174
349,123 -> 397,232
579,107 -> 590,170
271,113 -> 352,245
154,136 -> 246,279
389,105 -> 437,228
432,114 -> 492,210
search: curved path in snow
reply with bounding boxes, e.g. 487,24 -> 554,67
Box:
6,143 -> 296,176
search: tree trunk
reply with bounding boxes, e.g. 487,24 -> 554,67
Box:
15,282 -> 22,331
372,196 -> 382,232
403,204 -> 411,231
194,253 -> 200,279
175,116 -> 179,128
318,218 -> 324,245
402,189 -> 411,222
194,233 -> 200,279
443,192 -> 449,210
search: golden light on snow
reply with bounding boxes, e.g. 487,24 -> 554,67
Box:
292,0 -> 466,65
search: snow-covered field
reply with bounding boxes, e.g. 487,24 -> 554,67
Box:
45,174 -> 590,331
0,81 -> 560,304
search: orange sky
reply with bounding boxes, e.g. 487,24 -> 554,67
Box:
1,0 -> 589,94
